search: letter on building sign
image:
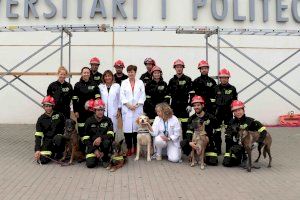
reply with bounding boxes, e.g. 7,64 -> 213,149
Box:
276,0 -> 289,22
162,0 -> 166,19
261,0 -> 269,22
133,0 -> 138,19
44,0 -> 57,19
193,0 -> 207,20
292,0 -> 300,22
211,0 -> 228,21
90,0 -> 107,18
233,0 -> 246,21
24,0 -> 39,18
112,0 -> 127,19
77,0 -> 83,18
62,0 -> 67,18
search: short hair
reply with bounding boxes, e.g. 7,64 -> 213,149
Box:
102,70 -> 115,83
57,66 -> 68,75
81,67 -> 91,74
155,103 -> 173,120
127,65 -> 137,72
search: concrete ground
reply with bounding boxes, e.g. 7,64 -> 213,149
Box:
0,125 -> 299,200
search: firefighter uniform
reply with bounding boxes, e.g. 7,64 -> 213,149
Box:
84,115 -> 114,168
34,111 -> 66,164
192,75 -> 216,114
223,115 -> 267,167
90,71 -> 103,85
168,74 -> 193,137
114,73 -> 128,85
72,79 -> 101,139
140,72 -> 152,86
47,81 -> 73,119
144,79 -> 169,120
181,112 -> 219,165
212,83 -> 237,154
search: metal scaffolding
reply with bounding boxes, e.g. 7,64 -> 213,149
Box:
0,24 -> 299,111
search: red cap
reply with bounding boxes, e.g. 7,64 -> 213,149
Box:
151,66 -> 162,74
191,95 -> 205,105
218,68 -> 231,78
144,58 -> 156,65
93,99 -> 105,110
114,60 -> 125,68
90,57 -> 100,65
231,100 -> 245,111
42,96 -> 55,106
85,99 -> 95,112
173,59 -> 185,68
198,60 -> 209,68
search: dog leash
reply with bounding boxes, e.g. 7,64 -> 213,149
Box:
37,155 -> 71,166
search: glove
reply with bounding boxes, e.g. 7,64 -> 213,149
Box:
186,106 -> 192,113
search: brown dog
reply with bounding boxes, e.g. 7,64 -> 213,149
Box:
61,119 -> 84,164
238,129 -> 272,172
106,140 -> 126,172
135,115 -> 152,162
190,121 -> 209,169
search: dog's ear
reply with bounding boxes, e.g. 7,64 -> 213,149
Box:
135,117 -> 140,125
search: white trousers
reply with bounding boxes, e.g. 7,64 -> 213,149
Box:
154,136 -> 181,163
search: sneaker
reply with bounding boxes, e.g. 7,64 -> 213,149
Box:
126,151 -> 132,157
156,155 -> 162,161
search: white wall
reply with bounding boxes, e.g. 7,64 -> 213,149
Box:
0,0 -> 299,124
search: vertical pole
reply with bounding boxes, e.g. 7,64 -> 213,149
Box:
60,27 -> 64,66
217,28 -> 221,84
205,34 -> 208,61
68,33 -> 71,83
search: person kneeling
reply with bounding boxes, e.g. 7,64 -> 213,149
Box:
84,99 -> 115,168
34,96 -> 66,164
152,103 -> 182,163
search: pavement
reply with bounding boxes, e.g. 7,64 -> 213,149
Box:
0,125 -> 299,200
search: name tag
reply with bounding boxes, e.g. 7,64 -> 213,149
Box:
91,124 -> 97,128
225,90 -> 232,95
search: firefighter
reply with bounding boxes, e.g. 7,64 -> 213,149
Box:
47,66 -> 73,119
34,96 -> 66,164
167,59 -> 193,138
223,100 -> 268,167
140,57 -> 156,86
84,99 -> 115,168
89,57 -> 103,85
144,66 -> 169,122
180,96 -> 219,166
73,67 -> 101,148
113,59 -> 128,85
192,60 -> 216,115
212,68 -> 238,155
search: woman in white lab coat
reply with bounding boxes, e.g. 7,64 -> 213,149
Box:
152,102 -> 182,162
120,65 -> 146,156
99,70 -> 121,134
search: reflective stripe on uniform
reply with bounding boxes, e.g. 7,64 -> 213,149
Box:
146,95 -> 151,99
95,94 -> 101,98
164,95 -> 171,99
35,132 -> 44,137
112,156 -> 124,161
40,151 -> 52,156
179,118 -> 188,123
215,128 -> 221,131
258,126 -> 266,133
186,130 -> 193,134
86,153 -> 96,159
224,153 -> 236,158
205,152 -> 218,157
189,90 -> 195,94
210,99 -> 216,102
72,96 -> 78,100
78,123 -> 85,127
81,136 -> 90,141
107,131 -> 114,137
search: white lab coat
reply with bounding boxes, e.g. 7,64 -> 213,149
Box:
152,115 -> 182,162
99,83 -> 121,132
120,78 -> 146,133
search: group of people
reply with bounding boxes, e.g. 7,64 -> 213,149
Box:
34,57 -> 268,168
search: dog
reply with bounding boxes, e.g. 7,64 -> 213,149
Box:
135,115 -> 152,162
238,128 -> 272,172
106,139 -> 126,172
61,119 -> 85,164
190,120 -> 209,169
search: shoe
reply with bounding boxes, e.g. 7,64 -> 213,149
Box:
156,155 -> 162,161
126,150 -> 132,157
132,147 -> 137,154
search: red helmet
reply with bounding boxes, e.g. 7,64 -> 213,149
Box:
173,59 -> 185,68
231,100 -> 245,111
114,60 -> 125,68
85,99 -> 95,112
198,60 -> 209,69
191,95 -> 205,105
144,58 -> 156,66
90,57 -> 100,65
218,68 -> 231,78
93,99 -> 105,110
151,66 -> 162,74
42,96 -> 55,106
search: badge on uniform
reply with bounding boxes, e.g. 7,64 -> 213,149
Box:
204,119 -> 210,125
158,86 -> 165,90
91,124 -> 96,128
62,87 -> 69,92
94,76 -> 101,80
240,124 -> 248,129
100,122 -> 108,128
207,82 -> 213,87
178,80 -> 186,85
225,90 -> 232,94
52,114 -> 59,120
88,86 -> 95,90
